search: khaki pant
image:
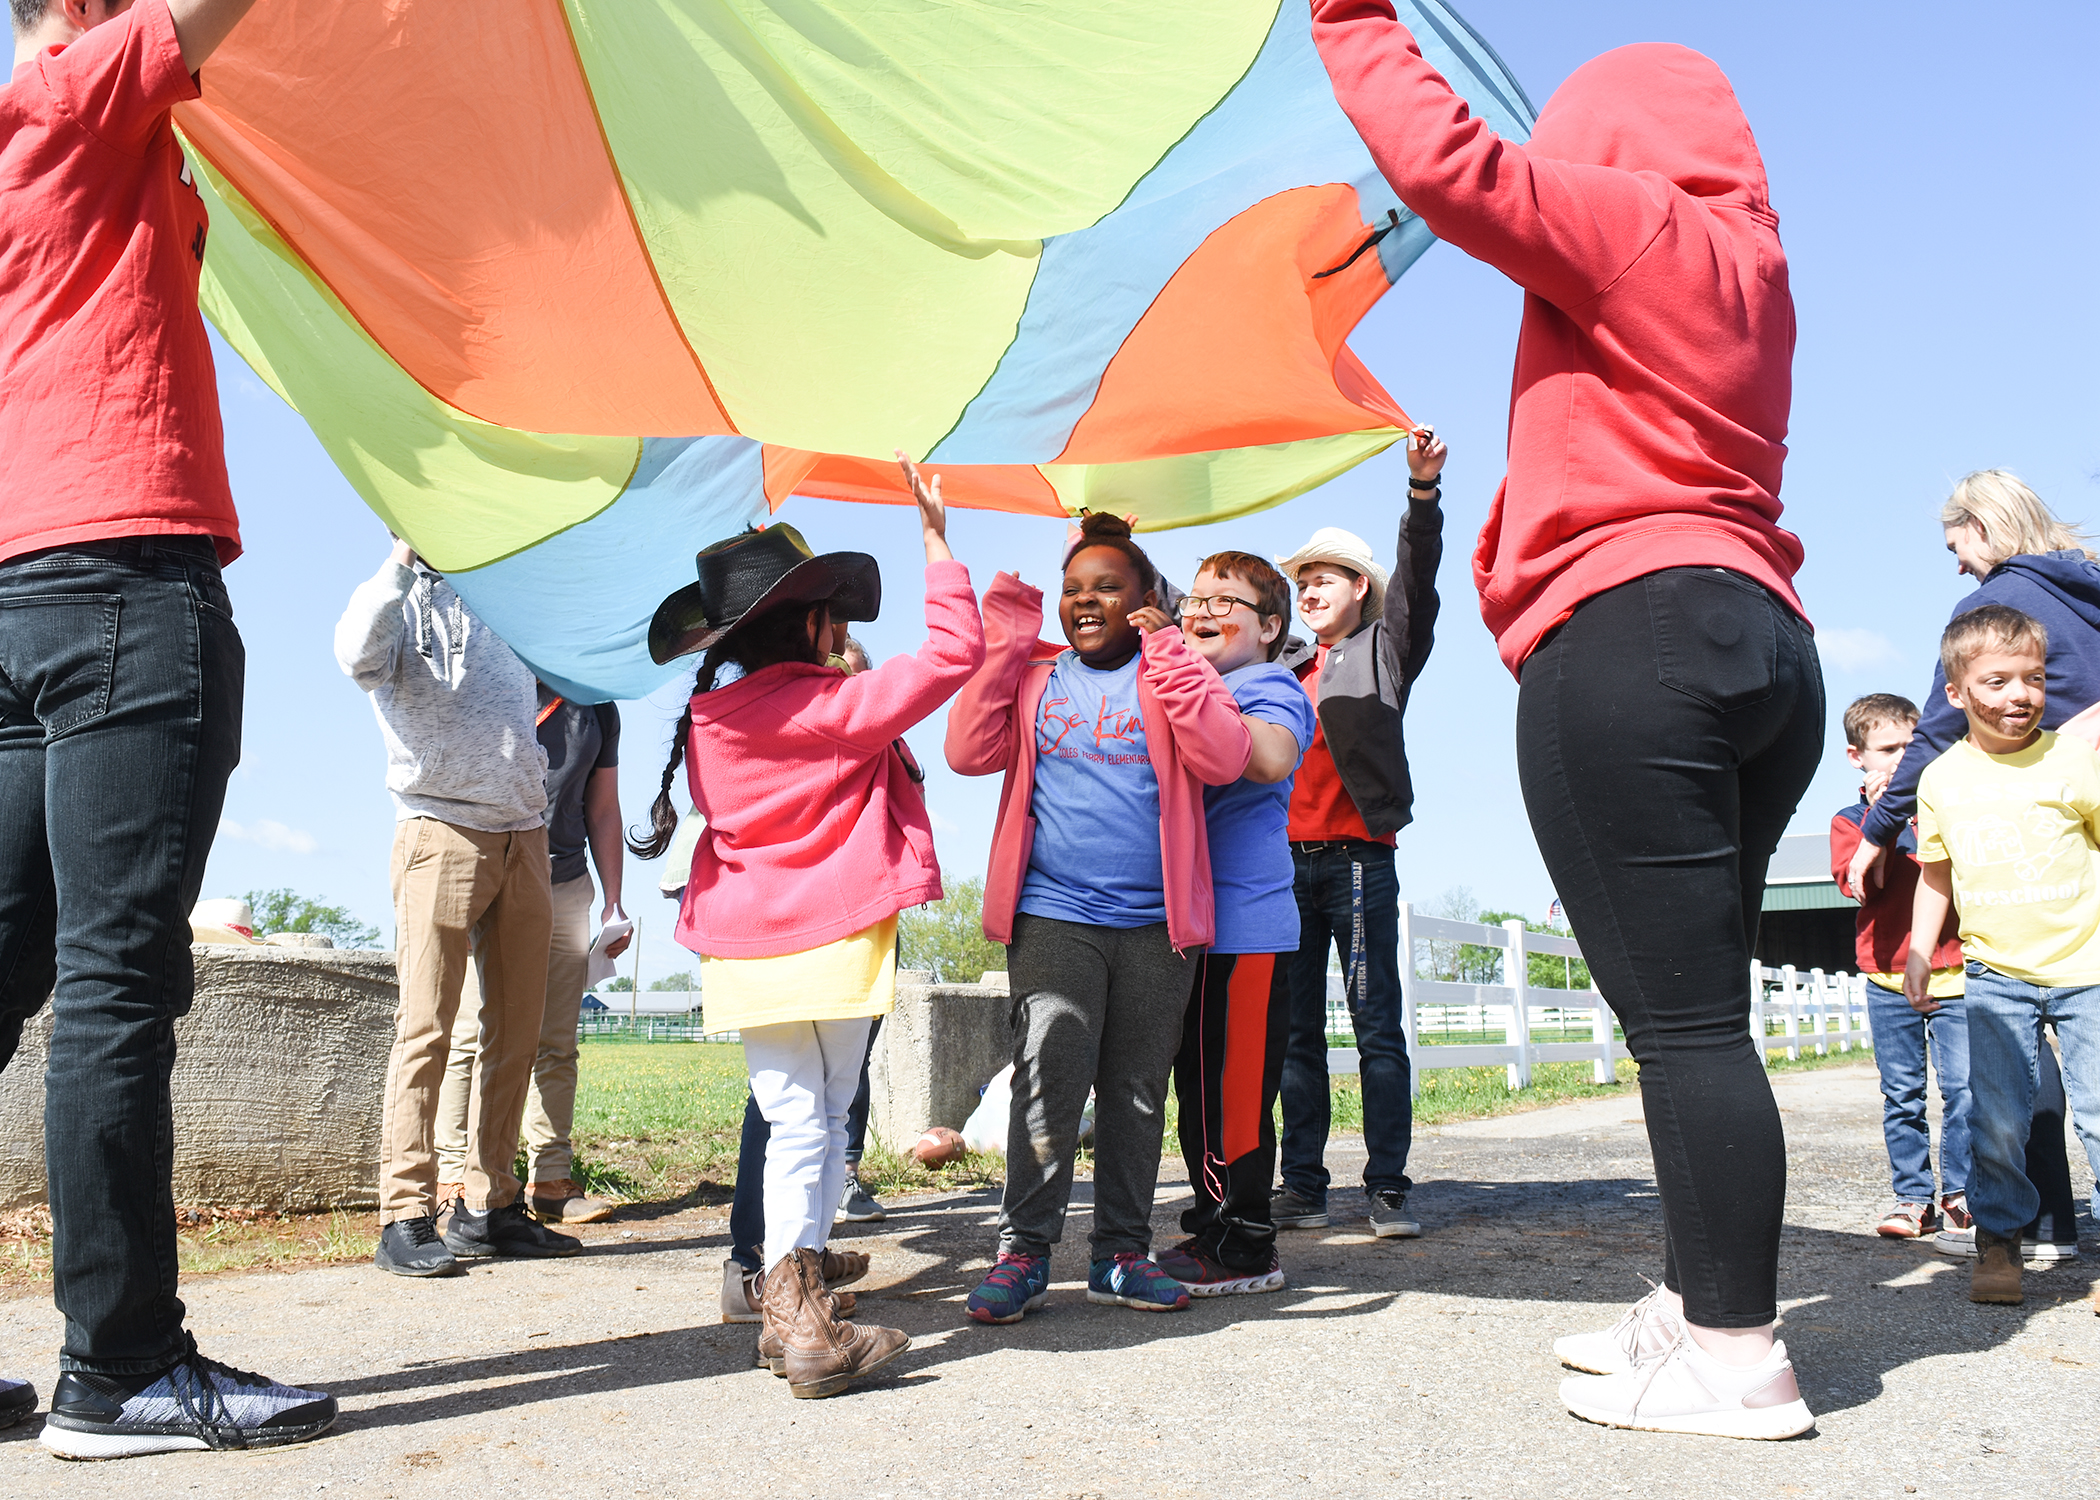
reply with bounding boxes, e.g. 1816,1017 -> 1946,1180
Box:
435,872 -> 594,1184
381,819 -> 552,1222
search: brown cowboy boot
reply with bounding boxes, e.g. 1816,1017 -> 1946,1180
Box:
755,1288 -> 859,1373
819,1247 -> 869,1289
760,1248 -> 907,1398
1970,1226 -> 2024,1304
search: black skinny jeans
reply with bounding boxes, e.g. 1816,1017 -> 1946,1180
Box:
1517,567 -> 1823,1328
0,536 -> 243,1372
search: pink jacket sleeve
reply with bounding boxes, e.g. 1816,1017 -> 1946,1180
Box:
944,572 -> 1044,777
1140,627 -> 1252,786
795,560 -> 984,750
1310,0 -> 1668,311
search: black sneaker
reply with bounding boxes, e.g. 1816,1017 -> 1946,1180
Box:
838,1169 -> 887,1224
40,1342 -> 335,1460
1367,1188 -> 1422,1238
1270,1187 -> 1329,1230
444,1199 -> 583,1259
374,1215 -> 462,1278
0,1376 -> 35,1429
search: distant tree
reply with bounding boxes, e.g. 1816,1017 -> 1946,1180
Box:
243,887 -> 381,948
899,878 -> 1005,984
650,970 -> 698,992
1479,911 -> 1593,991
600,976 -> 635,993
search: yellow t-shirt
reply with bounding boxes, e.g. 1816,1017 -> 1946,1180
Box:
1916,730 -> 2100,985
1866,968 -> 1965,999
700,914 -> 898,1033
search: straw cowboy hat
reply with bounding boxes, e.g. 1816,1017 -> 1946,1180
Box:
1273,527 -> 1389,618
648,523 -> 880,664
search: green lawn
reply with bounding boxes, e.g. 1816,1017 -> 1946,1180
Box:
561,1037 -> 1875,1207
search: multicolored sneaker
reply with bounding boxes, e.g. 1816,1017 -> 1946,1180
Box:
965,1253 -> 1050,1324
1086,1253 -> 1190,1312
1933,1194 -> 1977,1258
40,1343 -> 335,1459
1154,1240 -> 1285,1297
1875,1201 -> 1940,1239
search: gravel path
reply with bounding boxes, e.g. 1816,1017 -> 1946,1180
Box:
1,1062 -> 2092,1497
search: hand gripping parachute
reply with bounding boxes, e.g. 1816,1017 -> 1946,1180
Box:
176,1 -> 1533,698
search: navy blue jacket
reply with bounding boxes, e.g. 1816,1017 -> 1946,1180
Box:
1861,549 -> 2100,847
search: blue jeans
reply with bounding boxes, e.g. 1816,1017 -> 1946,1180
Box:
1864,980 -> 1970,1202
0,537 -> 243,1374
1279,842 -> 1412,1201
1960,961 -> 2100,1239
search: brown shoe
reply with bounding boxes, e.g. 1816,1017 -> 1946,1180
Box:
760,1248 -> 907,1398
819,1246 -> 869,1289
528,1179 -> 614,1224
1971,1227 -> 2024,1304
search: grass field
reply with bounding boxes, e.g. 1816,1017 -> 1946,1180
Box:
0,1040 -> 1872,1287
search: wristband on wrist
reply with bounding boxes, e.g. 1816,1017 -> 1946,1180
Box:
1408,477 -> 1441,493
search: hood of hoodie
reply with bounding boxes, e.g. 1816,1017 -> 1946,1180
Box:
1526,43 -> 1772,220
1991,550 -> 2100,632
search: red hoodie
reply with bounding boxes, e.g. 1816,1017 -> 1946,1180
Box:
1310,3 -> 1805,674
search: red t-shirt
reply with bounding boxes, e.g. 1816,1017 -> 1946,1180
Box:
1285,645 -> 1395,847
0,0 -> 238,565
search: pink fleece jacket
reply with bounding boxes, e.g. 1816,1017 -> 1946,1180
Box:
944,572 -> 1252,954
1311,2 -> 1804,675
674,559 -> 984,960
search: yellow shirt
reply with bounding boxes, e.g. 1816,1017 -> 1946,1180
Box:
1866,968 -> 1965,999
700,914 -> 898,1033
1916,730 -> 2100,985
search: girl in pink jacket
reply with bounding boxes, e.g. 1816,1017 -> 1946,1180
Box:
945,513 -> 1252,1323
631,458 -> 982,1399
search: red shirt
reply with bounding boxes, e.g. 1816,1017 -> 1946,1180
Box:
1285,645 -> 1395,847
0,1 -> 238,565
1312,5 -> 1802,675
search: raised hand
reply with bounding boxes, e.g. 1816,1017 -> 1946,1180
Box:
895,450 -> 953,565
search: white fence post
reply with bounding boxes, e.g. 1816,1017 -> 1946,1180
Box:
1780,964 -> 1801,1061
1398,900 -> 1421,1099
1590,989 -> 1617,1085
1750,961 -> 1767,1065
1504,918 -> 1532,1090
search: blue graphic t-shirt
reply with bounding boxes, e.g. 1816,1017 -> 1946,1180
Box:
1206,661 -> 1316,954
1018,652 -> 1165,927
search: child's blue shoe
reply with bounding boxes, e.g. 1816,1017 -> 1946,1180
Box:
1086,1252 -> 1190,1312
966,1253 -> 1050,1324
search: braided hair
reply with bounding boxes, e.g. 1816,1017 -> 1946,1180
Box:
627,599 -> 832,859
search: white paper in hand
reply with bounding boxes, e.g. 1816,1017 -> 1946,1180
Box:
586,914 -> 634,988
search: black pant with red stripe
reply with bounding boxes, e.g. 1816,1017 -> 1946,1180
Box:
1173,951 -> 1291,1272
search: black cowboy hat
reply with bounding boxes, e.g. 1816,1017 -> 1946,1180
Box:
648,523 -> 879,664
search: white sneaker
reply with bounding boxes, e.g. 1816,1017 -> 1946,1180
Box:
2026,1240 -> 2081,1263
1553,1283 -> 1679,1375
719,1258 -> 762,1324
1932,1226 -> 1977,1258
1560,1333 -> 1814,1440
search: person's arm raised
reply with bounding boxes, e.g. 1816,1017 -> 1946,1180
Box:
168,0 -> 261,72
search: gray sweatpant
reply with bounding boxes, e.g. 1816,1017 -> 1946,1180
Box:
999,914 -> 1197,1260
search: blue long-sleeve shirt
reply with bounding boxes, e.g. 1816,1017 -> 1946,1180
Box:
1861,549 -> 2100,847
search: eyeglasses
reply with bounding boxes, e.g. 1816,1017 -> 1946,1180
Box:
1176,593 -> 1260,618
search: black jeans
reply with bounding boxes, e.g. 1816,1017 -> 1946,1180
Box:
1279,843 -> 1413,1200
1517,568 -> 1822,1328
0,536 -> 243,1373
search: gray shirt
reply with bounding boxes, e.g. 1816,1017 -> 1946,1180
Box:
539,690 -> 619,886
333,560 -> 548,833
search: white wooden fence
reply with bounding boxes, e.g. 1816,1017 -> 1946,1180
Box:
1322,905 -> 1877,1093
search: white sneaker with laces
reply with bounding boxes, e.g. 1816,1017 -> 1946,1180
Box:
1560,1333 -> 1814,1440
1553,1282 -> 1679,1375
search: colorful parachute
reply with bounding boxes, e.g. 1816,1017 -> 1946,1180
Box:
177,1 -> 1533,698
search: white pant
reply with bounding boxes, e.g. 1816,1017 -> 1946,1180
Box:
743,1017 -> 873,1271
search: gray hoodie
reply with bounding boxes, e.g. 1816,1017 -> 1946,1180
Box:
333,559 -> 548,833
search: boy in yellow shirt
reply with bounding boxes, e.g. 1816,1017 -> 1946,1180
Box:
1908,605 -> 2100,1307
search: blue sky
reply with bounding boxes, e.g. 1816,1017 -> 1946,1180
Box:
198,0 -> 2099,982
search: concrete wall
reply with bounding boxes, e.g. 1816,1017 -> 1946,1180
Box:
867,970 -> 1012,1149
0,946 -> 398,1212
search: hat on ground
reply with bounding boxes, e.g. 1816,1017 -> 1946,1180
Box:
1273,527 -> 1388,619
648,523 -> 880,664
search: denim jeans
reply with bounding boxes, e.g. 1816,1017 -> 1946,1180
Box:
1960,961 -> 2100,1239
1517,568 -> 1823,1328
0,536 -> 243,1374
1864,980 -> 1970,1202
1279,842 -> 1412,1201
